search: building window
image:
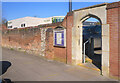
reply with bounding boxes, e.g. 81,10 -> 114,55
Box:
24,24 -> 25,27
21,23 -> 26,27
44,19 -> 50,22
58,18 -> 61,22
8,26 -> 12,28
14,27 -> 17,29
52,17 -> 64,23
21,24 -> 23,27
52,18 -> 55,23
55,19 -> 57,23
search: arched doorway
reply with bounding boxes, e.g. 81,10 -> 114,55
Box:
72,4 -> 109,76
81,15 -> 102,71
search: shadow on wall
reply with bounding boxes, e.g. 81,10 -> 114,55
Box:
0,61 -> 12,76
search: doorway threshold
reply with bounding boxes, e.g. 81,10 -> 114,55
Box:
77,62 -> 100,72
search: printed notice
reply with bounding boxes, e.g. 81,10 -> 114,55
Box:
56,33 -> 62,44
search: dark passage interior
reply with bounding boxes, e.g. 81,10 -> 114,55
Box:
82,17 -> 102,70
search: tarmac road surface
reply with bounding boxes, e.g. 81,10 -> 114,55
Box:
1,47 -> 117,81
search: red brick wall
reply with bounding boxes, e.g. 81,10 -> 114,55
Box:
107,2 -> 120,78
2,24 -> 7,30
53,12 -> 73,64
66,12 -> 73,64
62,15 -> 67,27
2,23 -> 68,63
53,17 -> 67,63
2,28 -> 42,55
43,20 -> 67,63
2,14 -> 74,64
45,28 -> 54,60
54,47 -> 67,63
118,2 -> 120,79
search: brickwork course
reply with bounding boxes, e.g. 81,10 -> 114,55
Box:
107,1 -> 120,79
2,1 -> 120,79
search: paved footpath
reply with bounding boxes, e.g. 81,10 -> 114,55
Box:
1,47 -> 117,81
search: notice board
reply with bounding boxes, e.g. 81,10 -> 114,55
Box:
53,29 -> 66,47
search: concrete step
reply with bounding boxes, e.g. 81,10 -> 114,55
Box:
85,54 -> 101,63
77,62 -> 100,72
85,56 -> 101,70
82,49 -> 102,70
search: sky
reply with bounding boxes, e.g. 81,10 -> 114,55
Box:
2,2 -> 111,22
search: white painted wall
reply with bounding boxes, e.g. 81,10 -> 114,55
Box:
7,16 -> 65,29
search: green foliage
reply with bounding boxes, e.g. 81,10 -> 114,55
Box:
10,48 -> 14,50
7,30 -> 10,33
18,29 -> 22,31
24,51 -> 27,53
2,18 -> 7,27
96,22 -> 101,25
24,28 -> 28,31
38,25 -> 42,28
85,60 -> 88,63
18,48 -> 21,50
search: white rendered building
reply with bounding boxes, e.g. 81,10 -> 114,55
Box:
7,16 -> 65,29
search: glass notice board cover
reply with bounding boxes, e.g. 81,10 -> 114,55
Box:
53,29 -> 66,47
